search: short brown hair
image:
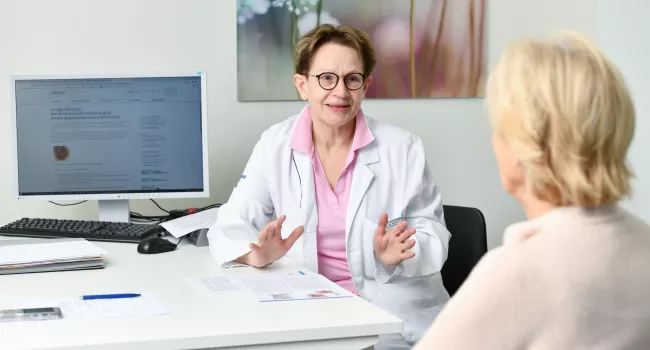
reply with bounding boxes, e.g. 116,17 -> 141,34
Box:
293,24 -> 377,76
486,31 -> 635,206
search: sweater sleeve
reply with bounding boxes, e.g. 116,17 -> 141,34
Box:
413,246 -> 523,350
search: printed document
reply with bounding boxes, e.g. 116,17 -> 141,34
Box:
0,239 -> 106,266
160,208 -> 219,238
0,294 -> 169,321
186,270 -> 354,302
58,294 -> 169,319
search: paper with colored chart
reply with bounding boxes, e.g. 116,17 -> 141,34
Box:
186,270 -> 354,302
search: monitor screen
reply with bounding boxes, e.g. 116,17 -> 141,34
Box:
11,74 -> 209,200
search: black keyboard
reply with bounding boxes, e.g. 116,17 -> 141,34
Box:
0,218 -> 166,243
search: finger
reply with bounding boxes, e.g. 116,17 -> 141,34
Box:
400,251 -> 416,260
282,226 -> 305,248
258,227 -> 270,241
402,238 -> 416,250
265,215 -> 285,229
388,221 -> 408,237
260,218 -> 278,238
375,213 -> 389,237
266,216 -> 286,239
273,215 -> 287,234
276,215 -> 287,227
249,242 -> 262,252
397,228 -> 416,242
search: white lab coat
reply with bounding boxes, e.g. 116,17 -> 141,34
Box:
208,110 -> 451,346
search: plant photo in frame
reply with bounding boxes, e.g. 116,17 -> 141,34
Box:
236,0 -> 487,101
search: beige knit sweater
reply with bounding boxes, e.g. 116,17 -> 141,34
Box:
414,204 -> 650,350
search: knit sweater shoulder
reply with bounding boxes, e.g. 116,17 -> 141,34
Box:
414,204 -> 650,350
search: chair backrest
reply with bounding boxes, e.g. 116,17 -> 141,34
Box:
440,205 -> 488,296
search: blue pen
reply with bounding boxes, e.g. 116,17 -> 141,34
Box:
81,293 -> 141,300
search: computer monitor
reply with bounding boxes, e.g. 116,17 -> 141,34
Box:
10,72 -> 210,222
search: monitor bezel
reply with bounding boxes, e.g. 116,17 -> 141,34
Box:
9,71 -> 210,201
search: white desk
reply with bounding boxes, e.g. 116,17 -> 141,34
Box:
0,238 -> 402,350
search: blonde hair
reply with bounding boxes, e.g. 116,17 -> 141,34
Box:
293,24 -> 377,76
486,31 -> 636,206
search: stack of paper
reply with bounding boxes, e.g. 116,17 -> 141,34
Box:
0,238 -> 107,275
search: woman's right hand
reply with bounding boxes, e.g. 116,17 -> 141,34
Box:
238,215 -> 304,268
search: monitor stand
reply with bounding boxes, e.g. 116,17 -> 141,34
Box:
98,200 -> 130,223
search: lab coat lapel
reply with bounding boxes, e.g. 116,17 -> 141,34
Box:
346,143 -> 379,240
290,149 -> 319,272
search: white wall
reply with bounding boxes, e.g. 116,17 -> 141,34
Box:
0,0 -> 597,248
598,0 -> 650,223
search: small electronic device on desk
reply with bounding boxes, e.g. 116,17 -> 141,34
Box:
0,307 -> 63,322
137,236 -> 178,254
188,228 -> 209,247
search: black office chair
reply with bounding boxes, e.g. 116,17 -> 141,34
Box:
440,205 -> 488,296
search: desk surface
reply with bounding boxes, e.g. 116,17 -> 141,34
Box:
0,238 -> 402,350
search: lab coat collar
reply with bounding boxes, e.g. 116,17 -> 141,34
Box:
289,104 -> 375,155
346,139 -> 379,238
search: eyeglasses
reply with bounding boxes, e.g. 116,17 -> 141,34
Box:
309,72 -> 366,91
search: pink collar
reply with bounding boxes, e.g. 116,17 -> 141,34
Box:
289,105 -> 374,154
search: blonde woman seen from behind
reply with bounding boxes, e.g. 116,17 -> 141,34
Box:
414,31 -> 650,349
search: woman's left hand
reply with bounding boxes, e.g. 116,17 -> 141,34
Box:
373,213 -> 417,266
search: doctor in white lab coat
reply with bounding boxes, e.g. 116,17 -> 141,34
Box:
208,24 -> 451,349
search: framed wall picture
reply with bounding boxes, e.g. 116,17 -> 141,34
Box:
237,0 -> 487,101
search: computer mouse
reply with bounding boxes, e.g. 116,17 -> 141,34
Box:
137,237 -> 177,254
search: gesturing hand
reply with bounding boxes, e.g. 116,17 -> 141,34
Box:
373,213 -> 417,266
246,215 -> 304,268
